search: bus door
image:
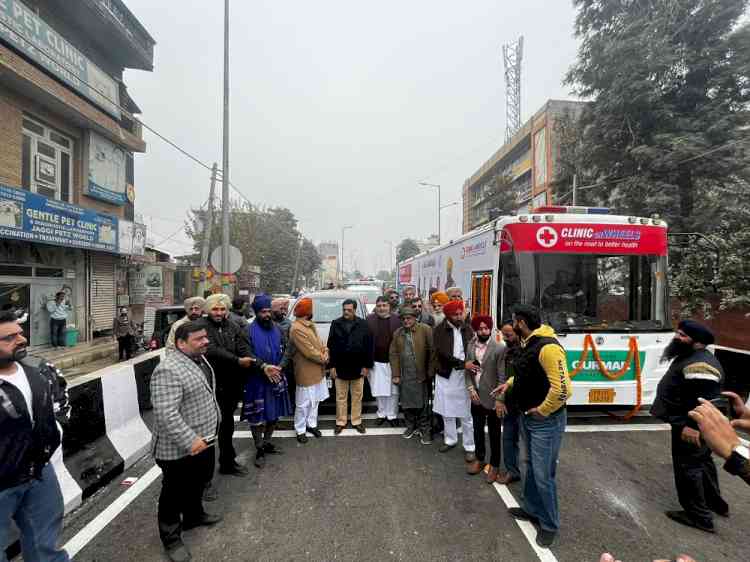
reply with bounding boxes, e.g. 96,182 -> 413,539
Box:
470,271 -> 493,317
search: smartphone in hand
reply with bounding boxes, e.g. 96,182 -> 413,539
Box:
203,434 -> 217,446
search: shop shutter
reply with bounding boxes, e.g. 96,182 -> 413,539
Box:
90,253 -> 117,332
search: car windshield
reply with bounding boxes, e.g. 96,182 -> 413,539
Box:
348,288 -> 381,305
500,252 -> 670,332
310,297 -> 350,323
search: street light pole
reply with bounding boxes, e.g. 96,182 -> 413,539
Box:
341,225 -> 352,285
220,0 -> 231,293
419,182 -> 441,245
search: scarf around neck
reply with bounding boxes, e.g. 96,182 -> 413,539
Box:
249,320 -> 282,365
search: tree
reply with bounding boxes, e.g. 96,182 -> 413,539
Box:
186,201 -> 319,294
561,0 -> 750,312
396,238 -> 421,263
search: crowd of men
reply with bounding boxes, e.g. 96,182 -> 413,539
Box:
2,284 -> 750,561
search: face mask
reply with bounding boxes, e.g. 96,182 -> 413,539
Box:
477,333 -> 491,343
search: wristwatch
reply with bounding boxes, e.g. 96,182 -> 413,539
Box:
732,443 -> 750,460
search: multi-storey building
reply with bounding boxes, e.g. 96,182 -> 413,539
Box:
462,99 -> 586,233
0,0 -> 155,345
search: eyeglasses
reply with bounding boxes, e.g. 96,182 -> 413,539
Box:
0,331 -> 24,343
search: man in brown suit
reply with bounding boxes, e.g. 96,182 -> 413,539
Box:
288,298 -> 329,443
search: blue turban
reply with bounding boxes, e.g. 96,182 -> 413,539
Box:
252,293 -> 273,313
678,320 -> 715,346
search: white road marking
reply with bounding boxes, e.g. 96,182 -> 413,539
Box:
64,465 -> 162,559
232,424 -> 670,438
493,484 -> 559,562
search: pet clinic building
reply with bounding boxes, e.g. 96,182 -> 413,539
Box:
0,0 -> 154,345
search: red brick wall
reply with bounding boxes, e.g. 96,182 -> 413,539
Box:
672,299 -> 750,350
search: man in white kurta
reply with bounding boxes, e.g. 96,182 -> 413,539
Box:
432,300 -> 476,461
366,297 -> 402,425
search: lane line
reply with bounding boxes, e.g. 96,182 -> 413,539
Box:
492,483 -> 559,562
232,424 -> 669,439
64,465 -> 162,559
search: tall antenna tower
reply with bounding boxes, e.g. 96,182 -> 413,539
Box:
502,36 -> 523,143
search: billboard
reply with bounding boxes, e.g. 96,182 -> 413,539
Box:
0,0 -> 121,118
0,183 -> 118,253
87,132 -> 128,205
118,220 -> 146,256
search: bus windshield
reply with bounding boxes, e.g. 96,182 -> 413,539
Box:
500,252 -> 670,333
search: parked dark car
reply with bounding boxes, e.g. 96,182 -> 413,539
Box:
148,305 -> 186,349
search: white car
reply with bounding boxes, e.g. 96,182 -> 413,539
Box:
343,284 -> 381,314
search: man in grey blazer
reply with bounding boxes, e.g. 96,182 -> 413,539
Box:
151,320 -> 222,562
465,314 -> 507,480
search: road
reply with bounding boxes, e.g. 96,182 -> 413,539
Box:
54,411 -> 750,562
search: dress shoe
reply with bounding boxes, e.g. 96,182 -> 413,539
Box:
218,462 -> 249,477
536,529 -> 557,548
166,542 -> 192,562
709,500 -> 730,517
355,423 -> 366,434
254,450 -> 265,468
334,425 -> 344,435
466,460 -> 482,475
665,510 -> 715,533
464,452 -> 477,463
376,417 -> 386,426
508,507 -> 539,524
307,426 -> 322,438
183,512 -> 223,531
438,443 -> 456,453
486,466 -> 499,484
262,443 -> 282,454
495,471 -> 521,485
297,433 -> 308,444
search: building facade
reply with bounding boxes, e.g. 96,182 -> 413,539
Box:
462,100 -> 586,233
317,241 -> 338,287
0,0 -> 154,345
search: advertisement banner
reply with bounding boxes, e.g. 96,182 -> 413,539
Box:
0,0 -> 121,118
88,132 -> 128,205
0,183 -> 118,253
502,223 -> 668,256
128,265 -> 163,304
398,263 -> 412,284
566,350 -> 645,382
118,220 -> 146,256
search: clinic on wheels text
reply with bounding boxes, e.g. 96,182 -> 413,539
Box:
397,205 -> 672,411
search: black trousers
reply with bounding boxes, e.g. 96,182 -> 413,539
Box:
155,447 -> 215,547
670,426 -> 726,524
118,335 -> 133,361
472,403 -> 502,468
216,384 -> 241,469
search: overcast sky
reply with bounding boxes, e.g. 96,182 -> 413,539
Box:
124,0 -> 580,275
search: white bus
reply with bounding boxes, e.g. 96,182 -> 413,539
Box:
397,205 -> 672,411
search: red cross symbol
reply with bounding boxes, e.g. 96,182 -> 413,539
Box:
536,226 -> 558,248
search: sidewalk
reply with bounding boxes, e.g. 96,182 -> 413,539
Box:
28,337 -> 117,372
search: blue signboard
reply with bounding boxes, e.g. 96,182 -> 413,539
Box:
0,184 -> 119,253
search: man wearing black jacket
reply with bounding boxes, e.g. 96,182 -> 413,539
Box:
203,294 -> 255,476
328,299 -> 374,435
0,310 -> 69,561
651,320 -> 728,533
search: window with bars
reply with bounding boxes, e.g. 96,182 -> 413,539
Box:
21,116 -> 74,202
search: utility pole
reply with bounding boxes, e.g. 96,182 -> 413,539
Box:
220,0 -> 231,294
572,173 -> 578,206
291,233 -> 303,293
418,182 -> 441,244
199,163 -> 219,295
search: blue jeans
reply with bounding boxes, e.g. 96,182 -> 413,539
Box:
502,410 -> 521,478
0,464 -> 69,562
520,408 -> 566,533
50,318 -> 66,347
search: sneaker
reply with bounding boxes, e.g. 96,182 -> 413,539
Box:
402,427 -> 418,439
508,507 -> 539,524
354,423 -> 366,434
535,529 -> 557,548
296,433 -> 308,444
166,542 -> 192,562
420,433 -> 433,445
665,510 -> 715,533
307,426 -> 322,438
334,425 -> 344,435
